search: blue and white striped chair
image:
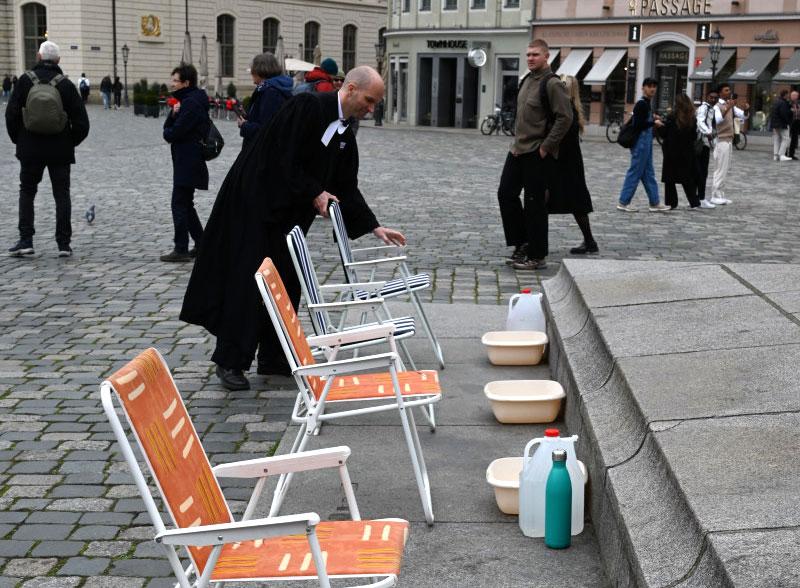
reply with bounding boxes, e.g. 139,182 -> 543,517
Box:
328,202 -> 445,371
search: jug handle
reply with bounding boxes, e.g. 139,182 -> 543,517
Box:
523,438 -> 542,462
508,294 -> 520,313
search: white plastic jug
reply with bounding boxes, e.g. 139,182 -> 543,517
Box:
518,428 -> 584,537
506,289 -> 546,332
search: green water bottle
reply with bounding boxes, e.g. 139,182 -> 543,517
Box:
544,449 -> 572,549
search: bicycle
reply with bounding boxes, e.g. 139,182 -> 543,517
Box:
733,131 -> 747,150
605,111 -> 624,143
480,105 -> 515,136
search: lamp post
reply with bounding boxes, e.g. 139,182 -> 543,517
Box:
709,28 -> 724,93
121,44 -> 129,107
374,43 -> 385,126
112,0 -> 118,83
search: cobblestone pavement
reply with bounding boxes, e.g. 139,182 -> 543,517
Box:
0,105 -> 796,585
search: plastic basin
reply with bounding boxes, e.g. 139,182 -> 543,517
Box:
481,331 -> 548,366
486,457 -> 588,515
484,380 -> 565,424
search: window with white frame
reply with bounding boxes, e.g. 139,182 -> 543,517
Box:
403,0 -> 410,11
443,0 -> 458,10
420,0 -> 431,10
342,25 -> 357,72
262,18 -> 279,54
304,21 -> 319,63
217,14 -> 235,77
472,0 -> 485,8
504,0 -> 520,7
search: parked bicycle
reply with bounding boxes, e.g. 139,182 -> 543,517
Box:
481,105 -> 515,136
605,111 -> 624,143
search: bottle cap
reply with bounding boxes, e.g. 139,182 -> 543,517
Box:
521,288 -> 531,294
552,450 -> 567,462
544,428 -> 560,437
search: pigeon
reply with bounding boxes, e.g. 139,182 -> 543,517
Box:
85,205 -> 95,224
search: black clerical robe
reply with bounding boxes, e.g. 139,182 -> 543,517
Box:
180,91 -> 379,369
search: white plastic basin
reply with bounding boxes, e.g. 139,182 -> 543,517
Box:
481,331 -> 548,366
486,456 -> 587,515
484,380 -> 565,424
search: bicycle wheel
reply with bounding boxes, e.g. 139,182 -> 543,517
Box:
480,117 -> 495,136
606,121 -> 620,143
502,120 -> 514,136
734,132 -> 747,150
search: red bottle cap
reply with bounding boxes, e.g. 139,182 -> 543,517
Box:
544,428 -> 560,437
521,288 -> 531,294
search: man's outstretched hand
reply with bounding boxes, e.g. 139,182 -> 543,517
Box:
373,226 -> 406,246
313,191 -> 339,217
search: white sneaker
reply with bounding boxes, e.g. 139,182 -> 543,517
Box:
648,203 -> 671,212
721,198 -> 733,204
710,197 -> 726,205
780,155 -> 793,162
616,203 -> 638,212
700,200 -> 716,209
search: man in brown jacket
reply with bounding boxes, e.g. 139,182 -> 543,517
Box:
497,39 -> 572,271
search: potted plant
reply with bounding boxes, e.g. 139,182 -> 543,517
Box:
132,79 -> 147,116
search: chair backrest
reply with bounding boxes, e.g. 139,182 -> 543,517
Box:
286,226 -> 328,335
255,258 -> 324,398
328,201 -> 356,283
105,348 -> 232,574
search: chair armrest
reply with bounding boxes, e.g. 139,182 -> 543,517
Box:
155,514 -> 319,546
212,446 -> 351,479
318,281 -> 387,293
344,255 -> 407,268
293,352 -> 398,377
351,245 -> 405,255
307,299 -> 384,312
307,323 -> 395,348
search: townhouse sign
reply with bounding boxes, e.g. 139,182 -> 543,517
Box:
628,0 -> 711,16
426,40 -> 468,49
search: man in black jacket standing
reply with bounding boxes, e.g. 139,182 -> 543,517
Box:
5,40 -> 90,257
161,64 -> 210,262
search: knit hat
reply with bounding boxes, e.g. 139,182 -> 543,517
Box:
320,58 -> 338,76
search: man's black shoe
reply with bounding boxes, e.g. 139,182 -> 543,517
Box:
160,249 -> 193,262
257,362 -> 292,377
8,240 -> 34,256
504,243 -> 528,265
216,365 -> 250,391
569,241 -> 599,255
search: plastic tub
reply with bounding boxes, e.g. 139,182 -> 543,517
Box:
484,380 -> 565,424
486,457 -> 587,515
481,331 -> 548,366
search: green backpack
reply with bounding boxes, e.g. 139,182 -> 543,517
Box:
22,71 -> 68,135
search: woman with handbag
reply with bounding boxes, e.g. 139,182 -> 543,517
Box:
657,94 -> 702,210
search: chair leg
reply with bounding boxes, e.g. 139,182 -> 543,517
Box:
397,404 -> 434,526
409,289 -> 445,370
268,422 -> 310,517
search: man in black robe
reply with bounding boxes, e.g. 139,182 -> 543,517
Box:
180,66 -> 405,391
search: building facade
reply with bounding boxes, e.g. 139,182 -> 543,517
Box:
385,0 -> 800,130
0,0 -> 387,97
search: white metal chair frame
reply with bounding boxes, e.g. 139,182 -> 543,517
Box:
255,267 -> 439,526
101,362 -> 403,588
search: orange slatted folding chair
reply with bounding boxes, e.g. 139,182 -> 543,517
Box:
101,348 -> 410,587
255,258 -> 441,525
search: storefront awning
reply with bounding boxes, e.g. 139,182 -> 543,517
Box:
774,50 -> 800,83
688,48 -> 735,81
582,49 -> 626,85
547,49 -> 560,66
727,48 -> 779,84
555,49 -> 592,78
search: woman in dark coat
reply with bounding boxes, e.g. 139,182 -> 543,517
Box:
547,75 -> 598,255
161,63 -> 210,262
658,94 -> 701,209
238,53 -> 293,149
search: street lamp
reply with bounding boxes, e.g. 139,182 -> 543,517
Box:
709,28 -> 724,92
373,43 -> 385,127
121,43 -> 129,107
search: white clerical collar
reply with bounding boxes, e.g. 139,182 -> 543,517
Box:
321,93 -> 349,147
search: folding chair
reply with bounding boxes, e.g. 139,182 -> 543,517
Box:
328,202 -> 445,370
255,258 -> 440,525
101,347 -> 410,588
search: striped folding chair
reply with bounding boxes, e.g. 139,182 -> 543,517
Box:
101,347 -> 410,588
327,202 -> 444,370
255,258 -> 440,526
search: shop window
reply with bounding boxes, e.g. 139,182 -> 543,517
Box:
443,0 -> 458,10
472,0 -> 486,8
22,3 -> 47,71
342,25 -> 357,72
504,0 -> 520,7
304,21 -> 319,63
262,18 -> 279,54
217,14 -> 235,77
420,0 -> 431,10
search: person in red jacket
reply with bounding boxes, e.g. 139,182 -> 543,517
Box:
302,57 -> 337,92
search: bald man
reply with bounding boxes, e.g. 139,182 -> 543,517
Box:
181,66 -> 405,390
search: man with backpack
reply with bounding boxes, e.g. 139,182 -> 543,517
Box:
295,57 -> 337,95
5,40 -> 90,257
78,73 -> 90,103
496,39 -> 573,271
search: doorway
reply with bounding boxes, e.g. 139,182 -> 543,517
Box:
653,43 -> 689,114
417,54 -> 480,128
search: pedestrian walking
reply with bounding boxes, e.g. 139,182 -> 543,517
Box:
180,66 -> 406,391
695,90 -> 718,209
237,53 -> 292,150
711,83 -> 749,205
296,58 -> 337,94
617,78 -> 670,213
112,76 -> 122,109
770,89 -> 793,162
78,73 -> 90,103
497,39 -> 573,271
4,41 -> 90,257
1,75 -> 10,101
160,63 -> 210,263
10,75 -> 18,94
789,90 -> 800,160
100,75 -> 112,109
658,94 -> 702,210
548,75 -> 598,255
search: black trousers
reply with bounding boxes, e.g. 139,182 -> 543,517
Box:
496,151 -> 551,259
171,185 -> 203,253
694,145 -> 710,200
789,120 -> 800,158
664,181 -> 699,208
19,161 -> 71,247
